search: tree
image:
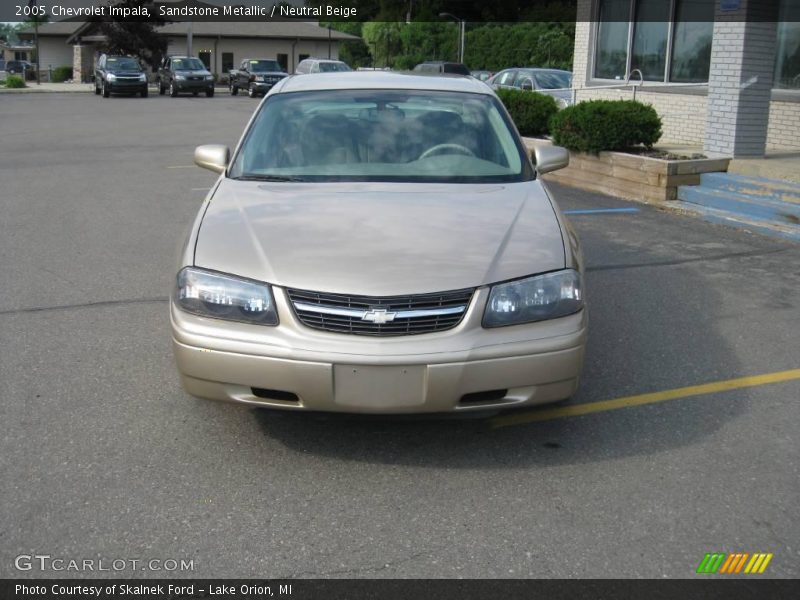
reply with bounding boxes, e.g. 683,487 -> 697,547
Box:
90,1 -> 168,70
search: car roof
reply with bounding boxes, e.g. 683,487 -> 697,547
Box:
276,71 -> 492,95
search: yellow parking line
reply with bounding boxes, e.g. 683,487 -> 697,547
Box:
491,368 -> 800,429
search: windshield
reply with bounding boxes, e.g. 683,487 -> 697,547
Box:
531,71 -> 572,89
317,62 -> 351,72
229,89 -> 531,183
172,58 -> 205,71
107,58 -> 141,71
249,60 -> 281,72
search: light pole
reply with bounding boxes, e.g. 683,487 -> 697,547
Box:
439,12 -> 465,64
28,0 -> 40,84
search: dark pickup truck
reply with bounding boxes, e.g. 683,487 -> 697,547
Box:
229,58 -> 288,98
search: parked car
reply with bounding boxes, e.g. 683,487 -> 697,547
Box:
172,72 -> 585,414
294,58 -> 351,74
413,61 -> 471,76
229,58 -> 288,98
471,70 -> 494,82
94,54 -> 148,98
6,60 -> 35,79
158,56 -> 214,97
487,68 -> 574,108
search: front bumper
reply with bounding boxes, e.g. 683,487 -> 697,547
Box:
108,81 -> 147,93
176,79 -> 214,92
171,287 -> 587,414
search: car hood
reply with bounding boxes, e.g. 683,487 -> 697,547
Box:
177,70 -> 210,76
194,180 -> 565,295
252,71 -> 288,76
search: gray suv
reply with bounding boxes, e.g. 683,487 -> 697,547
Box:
94,54 -> 148,98
158,56 -> 214,97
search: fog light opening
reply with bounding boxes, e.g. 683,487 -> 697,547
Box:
459,389 -> 508,404
251,388 -> 300,402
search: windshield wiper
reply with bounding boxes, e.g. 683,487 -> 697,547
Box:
234,174 -> 307,182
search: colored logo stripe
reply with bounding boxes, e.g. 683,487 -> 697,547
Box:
697,552 -> 773,574
744,553 -> 773,574
697,553 -> 726,574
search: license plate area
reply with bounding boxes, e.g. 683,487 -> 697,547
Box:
333,365 -> 426,408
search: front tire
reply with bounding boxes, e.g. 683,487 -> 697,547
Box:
169,81 -> 178,97
141,87 -> 148,98
230,83 -> 238,96
248,84 -> 257,98
102,81 -> 110,98
206,88 -> 214,98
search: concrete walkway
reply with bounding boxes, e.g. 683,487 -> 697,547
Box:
0,82 -> 94,93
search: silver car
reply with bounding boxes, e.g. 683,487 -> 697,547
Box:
171,72 -> 586,414
488,68 -> 574,108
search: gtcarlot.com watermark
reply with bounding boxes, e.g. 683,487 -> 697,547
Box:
14,553 -> 194,573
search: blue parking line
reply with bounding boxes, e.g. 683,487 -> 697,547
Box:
563,208 -> 641,215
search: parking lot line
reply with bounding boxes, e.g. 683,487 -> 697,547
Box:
491,368 -> 800,429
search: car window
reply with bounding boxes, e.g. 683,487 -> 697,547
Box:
172,58 -> 205,71
532,71 -> 572,90
230,89 -> 531,183
318,62 -> 351,72
249,60 -> 281,71
107,57 -> 140,71
497,70 -> 517,86
443,64 -> 470,75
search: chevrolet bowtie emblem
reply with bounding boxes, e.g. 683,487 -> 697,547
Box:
362,308 -> 397,324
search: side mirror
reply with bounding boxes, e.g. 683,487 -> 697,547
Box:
520,78 -> 533,91
194,144 -> 230,174
534,145 -> 570,175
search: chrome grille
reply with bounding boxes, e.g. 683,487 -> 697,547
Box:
286,287 -> 474,336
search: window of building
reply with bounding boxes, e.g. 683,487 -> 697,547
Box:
774,0 -> 800,89
221,52 -> 234,74
594,0 -> 713,83
277,53 -> 288,72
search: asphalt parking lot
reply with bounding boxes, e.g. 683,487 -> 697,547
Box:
1,92 -> 798,579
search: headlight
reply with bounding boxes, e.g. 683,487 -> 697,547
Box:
556,97 -> 570,109
483,269 -> 583,328
174,267 -> 278,326
205,74 -> 214,80
138,73 -> 147,82
175,74 -> 186,81
106,73 -> 116,82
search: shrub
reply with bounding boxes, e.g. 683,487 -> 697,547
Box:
496,88 -> 559,138
4,75 -> 25,88
549,100 -> 662,154
51,66 -> 73,83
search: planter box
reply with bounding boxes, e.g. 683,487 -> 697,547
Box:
523,138 -> 730,203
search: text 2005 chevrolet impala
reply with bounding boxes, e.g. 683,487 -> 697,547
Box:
170,72 -> 586,413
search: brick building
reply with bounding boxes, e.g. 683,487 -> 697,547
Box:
571,0 -> 800,156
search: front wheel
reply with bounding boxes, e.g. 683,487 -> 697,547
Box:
102,81 -> 110,98
169,81 -> 178,97
206,88 -> 214,98
248,85 -> 257,98
141,87 -> 148,98
230,84 -> 238,96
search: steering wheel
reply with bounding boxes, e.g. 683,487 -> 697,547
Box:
418,143 -> 475,160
